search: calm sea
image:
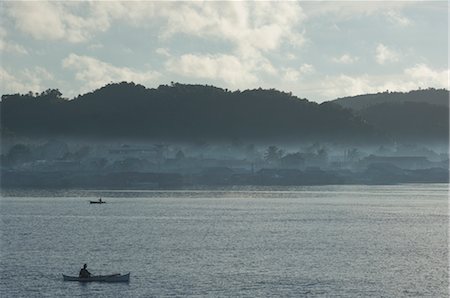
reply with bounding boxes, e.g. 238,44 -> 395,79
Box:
1,184 -> 448,297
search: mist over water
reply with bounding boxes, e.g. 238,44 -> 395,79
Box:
1,184 -> 447,297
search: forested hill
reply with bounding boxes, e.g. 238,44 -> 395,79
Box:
331,88 -> 449,142
1,82 -> 377,142
1,82 -> 447,143
332,88 -> 449,111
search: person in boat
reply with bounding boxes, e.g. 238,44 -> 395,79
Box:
99,198 -> 102,203
79,264 -> 91,278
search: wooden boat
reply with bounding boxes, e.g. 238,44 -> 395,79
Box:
62,273 -> 130,282
90,199 -> 105,204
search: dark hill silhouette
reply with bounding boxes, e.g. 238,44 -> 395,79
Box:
1,82 -> 379,143
3,83 -> 449,143
359,101 -> 448,142
332,88 -> 449,111
330,88 -> 449,143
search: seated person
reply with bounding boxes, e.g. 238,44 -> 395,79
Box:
79,264 -> 91,278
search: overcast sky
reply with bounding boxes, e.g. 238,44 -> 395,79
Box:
0,1 -> 448,102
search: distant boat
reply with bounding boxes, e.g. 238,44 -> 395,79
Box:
62,273 -> 130,282
90,198 -> 106,204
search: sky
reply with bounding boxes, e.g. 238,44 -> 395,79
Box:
0,0 -> 448,102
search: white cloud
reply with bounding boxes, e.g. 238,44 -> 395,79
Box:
62,54 -> 160,92
165,36 -> 283,87
24,66 -> 54,82
7,2 -> 66,41
87,43 -> 104,50
4,1 -> 307,92
159,1 -> 306,54
0,40 -> 28,55
166,53 -> 257,87
5,1 -> 306,52
332,54 -> 359,64
286,53 -> 297,60
163,7 -> 291,89
385,10 -> 412,27
404,64 -> 449,89
0,66 -> 54,94
319,64 -> 449,100
283,68 -> 301,82
3,1 -> 446,102
5,1 -> 124,43
320,74 -> 373,99
375,43 -> 399,64
238,47 -> 278,76
302,1 -> 411,21
0,27 -> 28,55
300,64 -> 315,74
282,64 -> 315,83
156,48 -> 171,57
0,68 -> 29,94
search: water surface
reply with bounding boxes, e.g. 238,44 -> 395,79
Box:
1,184 -> 448,297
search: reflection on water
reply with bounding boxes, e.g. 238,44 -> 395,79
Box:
1,184 -> 448,297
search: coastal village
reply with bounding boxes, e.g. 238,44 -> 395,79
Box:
2,139 -> 448,189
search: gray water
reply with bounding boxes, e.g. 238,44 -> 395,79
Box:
0,184 -> 448,297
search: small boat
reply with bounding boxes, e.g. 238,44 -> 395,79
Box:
90,198 -> 106,204
62,273 -> 130,283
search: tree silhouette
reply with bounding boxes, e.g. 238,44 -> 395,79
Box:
264,146 -> 283,163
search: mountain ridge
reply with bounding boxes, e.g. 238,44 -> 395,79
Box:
331,88 -> 449,111
1,82 -> 448,143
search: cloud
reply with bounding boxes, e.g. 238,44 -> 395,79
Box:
157,1 -> 304,88
300,64 -> 315,75
0,27 -> 28,55
302,1 -> 412,21
375,43 -> 399,64
5,1 -> 306,52
87,43 -> 104,50
7,2 -> 67,41
159,1 -> 306,54
286,53 -> 297,60
62,54 -> 160,92
5,1 -> 124,43
4,1 -> 306,91
156,48 -> 171,57
319,64 -> 449,100
282,64 -> 315,83
4,1 -> 445,103
283,68 -> 301,82
166,53 -> 257,87
384,10 -> 412,27
332,54 -> 359,64
320,74 -> 373,99
404,64 -> 449,88
0,68 -> 27,94
0,66 -> 53,94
